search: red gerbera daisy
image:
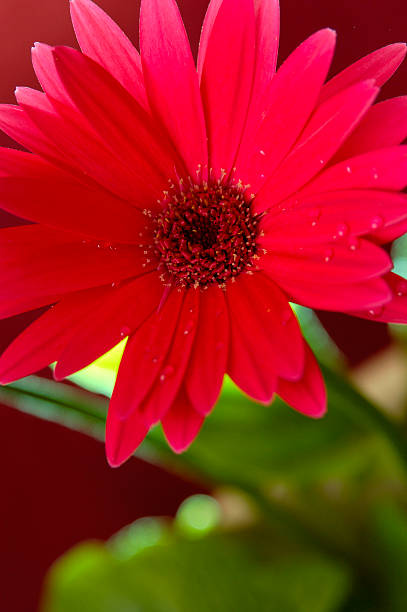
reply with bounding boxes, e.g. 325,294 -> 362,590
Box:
0,0 -> 407,466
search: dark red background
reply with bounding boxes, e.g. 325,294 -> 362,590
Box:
0,1 -> 406,610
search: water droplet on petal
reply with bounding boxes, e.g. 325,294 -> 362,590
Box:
160,365 -> 175,382
336,223 -> 349,238
324,248 -> 334,263
183,320 -> 195,335
397,280 -> 407,296
259,149 -> 266,156
319,159 -> 325,165
372,169 -> 379,180
348,237 -> 359,251
370,215 -> 384,230
368,306 -> 384,317
346,166 -> 352,174
152,356 -> 160,364
120,325 -> 131,338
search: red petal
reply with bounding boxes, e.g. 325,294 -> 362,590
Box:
253,0 -> 280,89
259,190 -> 407,248
200,0 -> 256,179
255,80 -> 378,212
106,397 -> 150,467
139,289 -> 199,427
0,223 -> 79,253
301,146 -> 407,196
0,224 -> 149,319
371,220 -> 407,244
107,289 -> 185,421
319,43 -> 407,103
140,0 -> 208,178
197,0 -> 222,80
261,240 -> 392,284
0,286 -> 108,384
278,276 -> 392,311
240,29 -> 336,190
185,286 -> 228,416
335,97 -> 407,161
52,45 -> 182,184
0,104 -> 60,163
15,89 -> 160,206
227,273 -> 304,402
31,42 -> 75,108
277,342 -> 326,418
349,273 -> 407,324
161,387 -> 204,453
70,0 -> 147,108
54,273 -> 163,379
236,0 -> 280,178
0,148 -> 147,242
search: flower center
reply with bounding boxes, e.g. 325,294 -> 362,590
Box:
154,183 -> 260,288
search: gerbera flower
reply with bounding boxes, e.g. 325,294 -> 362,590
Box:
0,0 -> 407,466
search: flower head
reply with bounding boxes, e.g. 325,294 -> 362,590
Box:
0,0 -> 407,466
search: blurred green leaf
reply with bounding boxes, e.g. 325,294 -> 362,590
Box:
3,369 -> 406,491
142,367 -> 407,494
42,519 -> 351,612
2,367 -> 407,579
0,376 -> 106,438
371,503 -> 407,612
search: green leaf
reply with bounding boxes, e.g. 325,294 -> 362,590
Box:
0,376 -> 106,439
42,519 -> 351,612
2,369 -> 407,576
143,367 -> 407,491
371,503 -> 407,612
4,369 -> 406,490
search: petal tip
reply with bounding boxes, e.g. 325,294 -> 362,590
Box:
316,27 -> 337,46
105,430 -> 134,468
165,437 -> 193,454
391,41 -> 407,53
292,394 -> 327,419
31,41 -> 49,53
309,402 -> 328,419
105,448 -> 128,468
52,364 -> 66,382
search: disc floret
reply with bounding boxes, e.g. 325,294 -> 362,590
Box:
154,181 -> 260,289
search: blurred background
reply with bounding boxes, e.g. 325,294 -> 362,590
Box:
1,1 -> 407,611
